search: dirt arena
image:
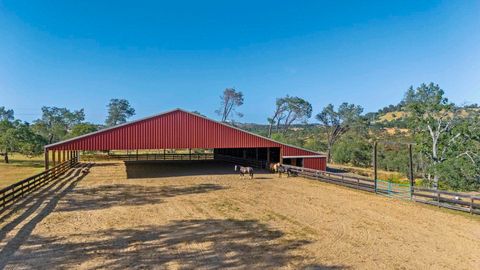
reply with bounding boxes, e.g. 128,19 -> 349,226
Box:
0,160 -> 479,269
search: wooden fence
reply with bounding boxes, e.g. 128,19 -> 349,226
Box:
109,153 -> 214,161
282,165 -> 375,192
214,154 -> 267,169
0,158 -> 79,210
282,164 -> 480,215
412,188 -> 480,214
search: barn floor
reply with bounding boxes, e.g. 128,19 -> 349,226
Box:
0,161 -> 479,269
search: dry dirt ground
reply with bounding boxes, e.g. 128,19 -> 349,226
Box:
0,160 -> 479,269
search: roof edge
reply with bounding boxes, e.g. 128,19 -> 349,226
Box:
45,108 -> 326,157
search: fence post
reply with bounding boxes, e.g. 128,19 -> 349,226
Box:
437,192 -> 441,207
409,144 -> 414,199
470,197 -> 474,214
373,142 -> 378,193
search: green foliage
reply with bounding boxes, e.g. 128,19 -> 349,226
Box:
0,120 -> 45,161
215,88 -> 244,122
316,102 -> 365,162
32,106 -> 85,144
66,123 -> 100,139
266,95 -> 312,136
403,83 -> 480,190
105,99 -> 136,127
332,133 -> 371,167
0,106 -> 14,121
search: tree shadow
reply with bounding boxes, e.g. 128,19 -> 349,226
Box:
125,160 -> 270,179
0,164 -> 92,268
2,218 -> 349,269
57,183 -> 227,212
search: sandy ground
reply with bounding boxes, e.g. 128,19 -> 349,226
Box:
0,160 -> 479,269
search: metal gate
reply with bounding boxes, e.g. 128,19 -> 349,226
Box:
375,179 -> 412,200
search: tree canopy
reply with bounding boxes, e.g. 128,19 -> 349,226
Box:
216,88 -> 244,122
105,99 -> 136,127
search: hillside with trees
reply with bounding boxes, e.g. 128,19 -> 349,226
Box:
1,84 -> 479,191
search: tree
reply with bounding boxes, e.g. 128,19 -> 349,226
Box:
403,83 -> 468,189
267,97 -> 289,137
0,120 -> 16,163
191,111 -> 206,117
13,122 -> 46,157
279,96 -> 312,133
105,99 -> 136,127
66,123 -> 99,139
215,88 -> 244,122
32,107 -> 85,144
316,103 -> 364,163
0,120 -> 45,162
0,106 -> 14,121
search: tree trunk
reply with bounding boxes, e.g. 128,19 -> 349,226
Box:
327,146 -> 332,163
4,151 -> 9,164
433,174 -> 439,190
267,124 -> 273,138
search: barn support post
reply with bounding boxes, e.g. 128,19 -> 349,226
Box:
242,149 -> 247,159
52,151 -> 56,168
44,149 -> 49,170
267,147 -> 270,165
279,148 -> 283,164
373,142 -> 378,193
136,149 -> 138,161
189,148 -> 192,160
409,144 -> 414,198
255,148 -> 259,160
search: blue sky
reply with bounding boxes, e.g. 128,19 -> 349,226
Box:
1,0 -> 479,124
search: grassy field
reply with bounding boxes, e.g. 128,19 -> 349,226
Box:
0,154 -> 45,189
0,160 -> 478,269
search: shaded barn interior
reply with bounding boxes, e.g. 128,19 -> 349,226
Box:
44,109 -> 327,175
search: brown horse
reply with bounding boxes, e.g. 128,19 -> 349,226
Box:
272,163 -> 287,177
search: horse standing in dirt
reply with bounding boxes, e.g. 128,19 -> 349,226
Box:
272,163 -> 293,178
235,165 -> 254,179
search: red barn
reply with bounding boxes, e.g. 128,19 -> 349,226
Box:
44,109 -> 326,171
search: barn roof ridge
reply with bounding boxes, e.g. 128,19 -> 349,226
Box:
45,108 -> 325,157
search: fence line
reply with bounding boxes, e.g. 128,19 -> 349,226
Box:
282,164 -> 480,215
214,154 -> 267,169
109,153 -> 214,161
0,158 -> 79,210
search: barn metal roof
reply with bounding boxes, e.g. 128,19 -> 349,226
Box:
45,108 -> 326,158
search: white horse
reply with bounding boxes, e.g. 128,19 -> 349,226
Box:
235,165 -> 254,179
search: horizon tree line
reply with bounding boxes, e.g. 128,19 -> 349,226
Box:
1,84 -> 479,191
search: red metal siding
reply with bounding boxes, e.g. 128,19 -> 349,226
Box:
46,109 -> 325,163
303,157 -> 327,171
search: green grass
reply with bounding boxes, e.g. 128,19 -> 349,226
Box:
0,154 -> 45,189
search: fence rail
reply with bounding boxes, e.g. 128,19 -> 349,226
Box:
283,164 -> 375,192
412,188 -> 480,214
282,164 -> 480,215
214,154 -> 267,169
109,153 -> 214,161
0,158 -> 79,210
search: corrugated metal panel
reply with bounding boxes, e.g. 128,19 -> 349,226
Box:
303,157 -> 327,171
46,109 -> 326,161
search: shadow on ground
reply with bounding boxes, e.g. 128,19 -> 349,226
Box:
57,183 -> 226,212
0,164 -> 92,268
125,160 -> 271,179
2,218 -> 348,269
